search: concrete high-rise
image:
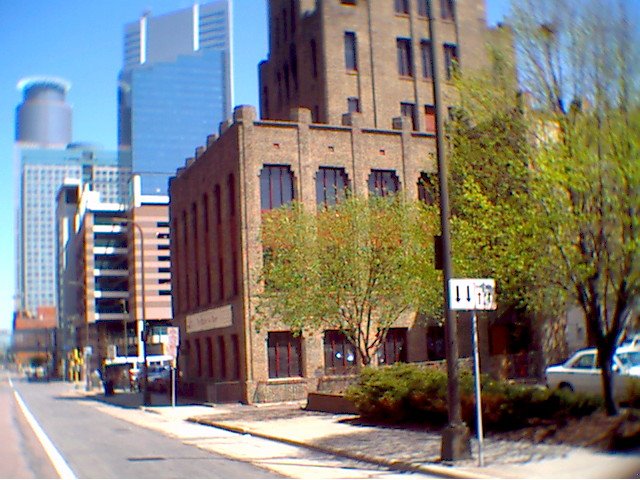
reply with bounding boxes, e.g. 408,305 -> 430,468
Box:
118,1 -> 233,195
15,77 -> 72,146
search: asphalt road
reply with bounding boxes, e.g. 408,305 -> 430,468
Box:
7,372 -> 280,479
0,370 -> 58,478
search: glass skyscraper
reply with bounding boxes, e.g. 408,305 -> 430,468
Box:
118,1 -> 233,195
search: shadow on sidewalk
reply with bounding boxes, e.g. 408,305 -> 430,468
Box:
57,386 -> 203,410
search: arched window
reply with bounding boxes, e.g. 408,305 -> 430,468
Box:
368,170 -> 400,197
316,167 -> 349,206
260,165 -> 295,210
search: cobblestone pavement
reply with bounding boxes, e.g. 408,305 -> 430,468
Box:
189,402 -> 640,479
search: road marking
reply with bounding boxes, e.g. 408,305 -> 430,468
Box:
12,388 -> 77,479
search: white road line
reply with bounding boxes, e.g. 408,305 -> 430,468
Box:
12,388 -> 77,479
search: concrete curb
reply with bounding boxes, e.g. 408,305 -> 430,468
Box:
189,417 -> 497,479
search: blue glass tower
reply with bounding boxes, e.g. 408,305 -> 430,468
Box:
118,1 -> 233,195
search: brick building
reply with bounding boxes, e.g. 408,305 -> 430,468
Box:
170,106 -> 480,402
259,0 -> 493,130
169,0 -> 503,403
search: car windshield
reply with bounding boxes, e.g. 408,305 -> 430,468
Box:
617,351 -> 640,367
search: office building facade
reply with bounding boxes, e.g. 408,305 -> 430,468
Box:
56,177 -> 172,378
118,1 -> 233,195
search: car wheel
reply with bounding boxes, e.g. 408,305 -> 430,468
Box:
559,382 -> 574,392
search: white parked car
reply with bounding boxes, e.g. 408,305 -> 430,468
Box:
545,346 -> 640,400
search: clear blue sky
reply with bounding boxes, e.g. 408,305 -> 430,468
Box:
0,0 -> 510,331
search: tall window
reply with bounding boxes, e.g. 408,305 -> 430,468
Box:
441,0 -> 455,20
396,38 -> 413,76
192,202 -> 201,306
214,184 -> 224,300
195,338 -> 202,376
206,337 -> 214,377
231,334 -> 240,380
421,40 -> 433,79
227,174 -> 236,217
378,328 -> 408,365
394,0 -> 409,14
268,331 -> 302,378
368,170 -> 400,197
427,325 -> 445,360
316,167 -> 349,207
218,336 -> 227,380
418,0 -> 429,16
344,32 -> 358,71
418,171 -> 438,205
444,43 -> 459,80
260,165 -> 295,210
202,194 -> 212,305
347,97 -> 360,113
401,102 -> 418,130
424,104 -> 436,133
310,39 -> 318,78
324,330 -> 356,374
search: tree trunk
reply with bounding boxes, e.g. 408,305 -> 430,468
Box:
597,342 -> 618,416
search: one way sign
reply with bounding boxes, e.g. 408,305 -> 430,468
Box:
449,278 -> 497,311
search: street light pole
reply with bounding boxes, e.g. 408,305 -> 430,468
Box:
131,220 -> 150,406
117,217 -> 150,406
427,0 -> 471,460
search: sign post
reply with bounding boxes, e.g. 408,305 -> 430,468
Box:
166,327 -> 180,408
449,278 -> 496,467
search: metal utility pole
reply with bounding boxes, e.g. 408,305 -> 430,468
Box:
117,217 -> 150,406
427,0 -> 471,460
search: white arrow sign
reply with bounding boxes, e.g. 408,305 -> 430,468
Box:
449,278 -> 496,311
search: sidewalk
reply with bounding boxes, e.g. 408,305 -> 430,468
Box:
77,386 -> 640,478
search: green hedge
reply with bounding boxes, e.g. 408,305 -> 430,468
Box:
345,363 -> 603,432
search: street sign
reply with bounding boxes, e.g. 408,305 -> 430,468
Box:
449,278 -> 496,311
166,327 -> 180,360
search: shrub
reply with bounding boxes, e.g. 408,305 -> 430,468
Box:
345,362 -> 602,433
626,378 -> 640,409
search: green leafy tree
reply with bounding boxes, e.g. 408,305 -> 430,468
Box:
257,196 -> 440,366
507,0 -> 640,415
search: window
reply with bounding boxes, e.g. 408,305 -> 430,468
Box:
441,0 -> 455,20
218,336 -> 227,380
268,331 -> 302,378
341,0 -> 357,4
418,0 -> 429,16
378,328 -> 408,365
401,102 -> 418,130
260,165 -> 295,210
394,0 -> 409,14
195,338 -> 202,376
206,337 -> 214,377
231,334 -> 240,380
444,43 -> 459,80
347,97 -> 360,113
368,170 -> 400,197
192,202 -> 201,307
418,172 -> 439,205
424,104 -> 436,133
310,39 -> 318,78
324,330 -> 356,374
421,40 -> 433,79
427,325 -> 445,360
227,174 -> 235,217
573,353 -> 596,369
283,63 -> 290,99
396,38 -> 413,76
289,44 -> 298,91
316,167 -> 349,206
344,32 -> 358,71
